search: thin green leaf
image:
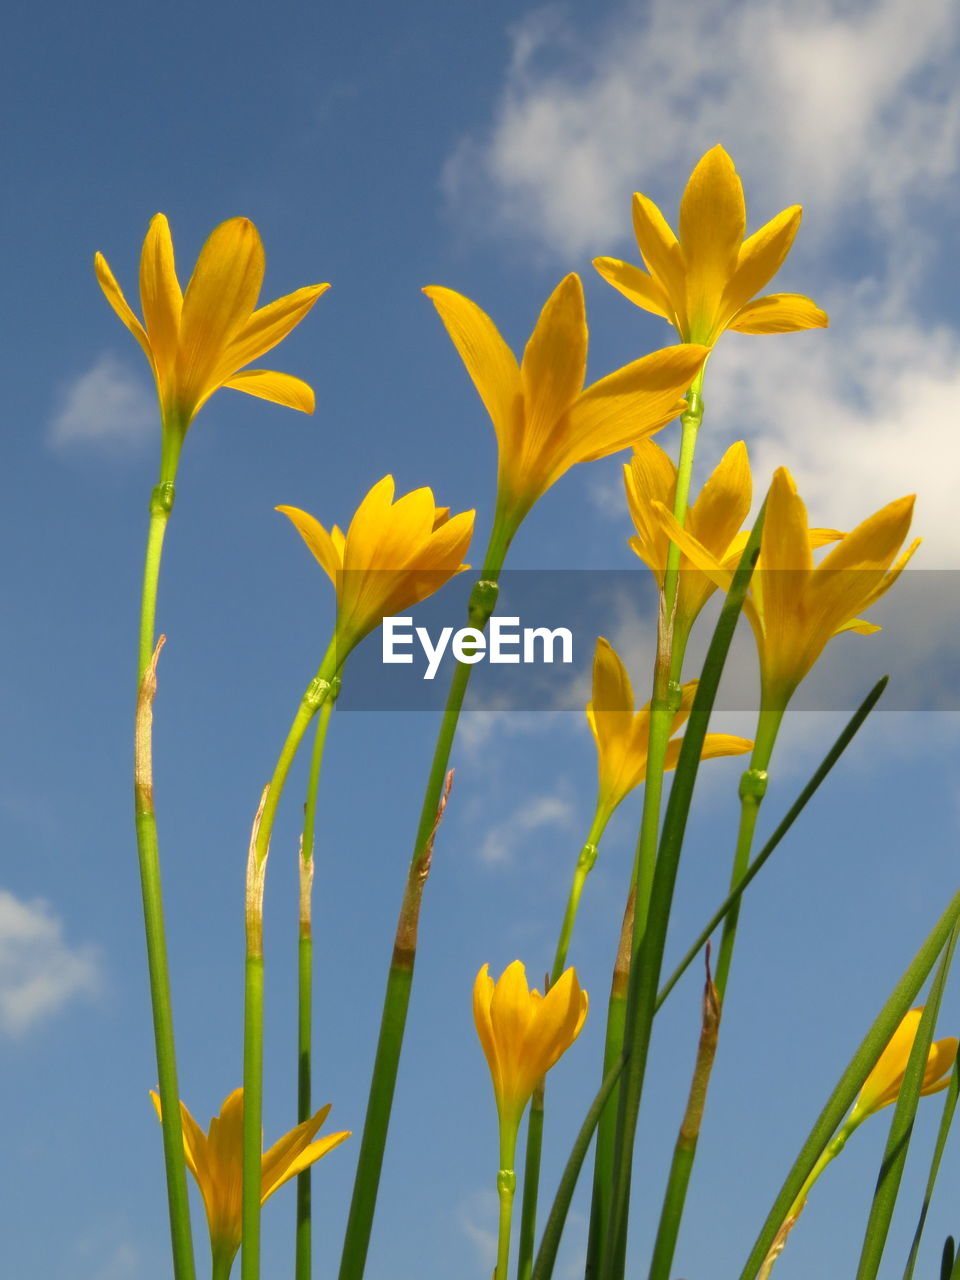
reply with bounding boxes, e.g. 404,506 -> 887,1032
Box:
530,1055 -> 626,1280
738,890 -> 960,1280
656,677 -> 888,1013
902,1063 -> 960,1280
856,923 -> 960,1280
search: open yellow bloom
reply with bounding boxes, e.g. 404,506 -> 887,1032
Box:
655,467 -> 918,709
151,1087 -> 349,1272
625,438 -> 752,639
424,275 -> 708,536
587,637 -> 752,819
473,961 -> 588,1136
594,145 -> 827,347
278,475 -> 474,661
850,1009 -> 957,1125
96,214 -> 328,450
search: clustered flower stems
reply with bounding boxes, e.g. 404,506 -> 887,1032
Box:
242,648 -> 340,1280
337,525 -> 509,1280
296,692 -> 338,1280
602,508 -> 764,1280
135,448 -> 197,1280
587,368 -> 706,1278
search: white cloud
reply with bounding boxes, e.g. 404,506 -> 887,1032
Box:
479,790 -> 576,865
457,1189 -> 498,1270
444,0 -> 959,259
0,889 -> 101,1036
49,351 -> 156,450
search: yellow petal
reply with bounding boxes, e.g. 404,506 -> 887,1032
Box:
525,968 -> 588,1079
688,440 -> 752,559
176,218 -> 265,416
624,441 -> 677,582
729,293 -> 828,334
94,252 -> 156,376
566,343 -> 708,467
423,285 -> 522,451
139,213 -> 183,391
473,965 -> 500,1090
651,502 -> 733,593
592,257 -> 673,321
276,505 -> 344,588
520,274 -> 587,453
663,732 -> 753,773
631,193 -> 687,326
219,283 -> 330,377
262,1129 -> 351,1202
224,369 -> 315,413
678,146 -> 746,341
722,206 -> 802,319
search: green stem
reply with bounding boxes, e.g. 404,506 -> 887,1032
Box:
297,696 -> 336,1280
902,1061 -> 960,1280
242,649 -> 339,1280
337,525 -> 511,1280
552,809 -> 610,985
589,374 -> 704,1279
517,809 -> 610,1280
212,1251 -> 235,1280
647,955 -> 720,1280
135,469 -> 197,1280
496,1128 -> 519,1280
713,703 -> 785,1000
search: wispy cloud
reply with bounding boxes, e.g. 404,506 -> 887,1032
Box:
444,0 -> 958,258
0,889 -> 102,1036
49,351 -> 156,451
457,1189 -> 498,1271
479,789 -> 577,865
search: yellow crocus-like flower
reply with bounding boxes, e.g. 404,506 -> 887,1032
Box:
278,475 -> 474,661
594,145 -> 828,347
625,438 -> 752,640
587,637 -> 752,819
151,1087 -> 349,1274
96,214 -> 328,451
424,275 -> 708,537
850,1009 -> 958,1124
473,961 -> 588,1136
655,467 -> 918,710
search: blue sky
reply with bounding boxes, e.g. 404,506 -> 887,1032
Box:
2,0 -> 959,1278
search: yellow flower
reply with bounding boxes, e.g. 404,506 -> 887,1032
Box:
96,214 -> 328,451
151,1087 -> 349,1272
849,1009 -> 957,1125
625,438 -> 752,639
424,275 -> 708,536
587,637 -> 752,819
594,145 -> 828,347
473,961 -> 588,1135
277,475 -> 474,661
654,467 -> 917,710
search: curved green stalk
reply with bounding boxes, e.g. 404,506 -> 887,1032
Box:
134,449 -> 197,1280
296,695 -> 337,1280
242,647 -> 339,1280
496,1128 -> 520,1280
336,524 -> 511,1280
